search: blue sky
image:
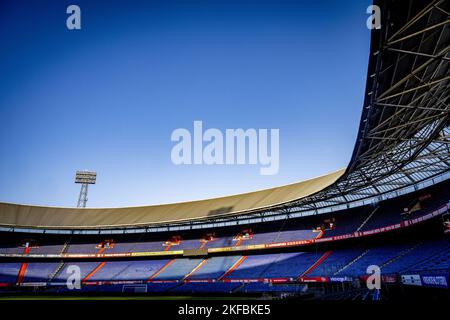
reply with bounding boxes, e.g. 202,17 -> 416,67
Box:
0,0 -> 371,207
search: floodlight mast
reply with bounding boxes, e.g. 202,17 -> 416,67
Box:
75,171 -> 97,208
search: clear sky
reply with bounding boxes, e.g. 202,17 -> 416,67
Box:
0,0 -> 371,207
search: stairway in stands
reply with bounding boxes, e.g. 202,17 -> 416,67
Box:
271,217 -> 289,243
48,261 -> 65,282
333,249 -> 370,276
60,238 -> 71,254
380,243 -> 421,270
356,206 -> 380,232
183,259 -> 209,281
48,239 -> 72,281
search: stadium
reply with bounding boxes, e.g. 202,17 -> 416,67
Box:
0,0 -> 449,301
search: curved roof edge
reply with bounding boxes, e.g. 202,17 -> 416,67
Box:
0,168 -> 345,229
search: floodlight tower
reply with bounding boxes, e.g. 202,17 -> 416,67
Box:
75,170 -> 97,208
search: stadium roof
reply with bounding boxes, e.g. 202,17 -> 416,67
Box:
0,169 -> 344,229
0,0 -> 448,232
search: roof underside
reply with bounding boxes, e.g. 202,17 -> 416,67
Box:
290,0 -> 450,211
0,0 -> 449,231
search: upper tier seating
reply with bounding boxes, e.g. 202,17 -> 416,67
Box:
202,237 -> 236,249
107,241 -> 165,253
65,243 -> 102,254
30,245 -> 64,255
360,190 -> 448,232
322,207 -> 375,238
0,246 -> 26,255
271,229 -> 317,242
169,239 -> 202,251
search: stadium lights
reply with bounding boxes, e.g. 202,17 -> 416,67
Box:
75,170 -> 97,208
75,171 -> 97,184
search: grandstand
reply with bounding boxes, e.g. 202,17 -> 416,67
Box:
0,0 -> 449,300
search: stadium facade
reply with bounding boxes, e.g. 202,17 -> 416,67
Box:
0,0 -> 449,299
